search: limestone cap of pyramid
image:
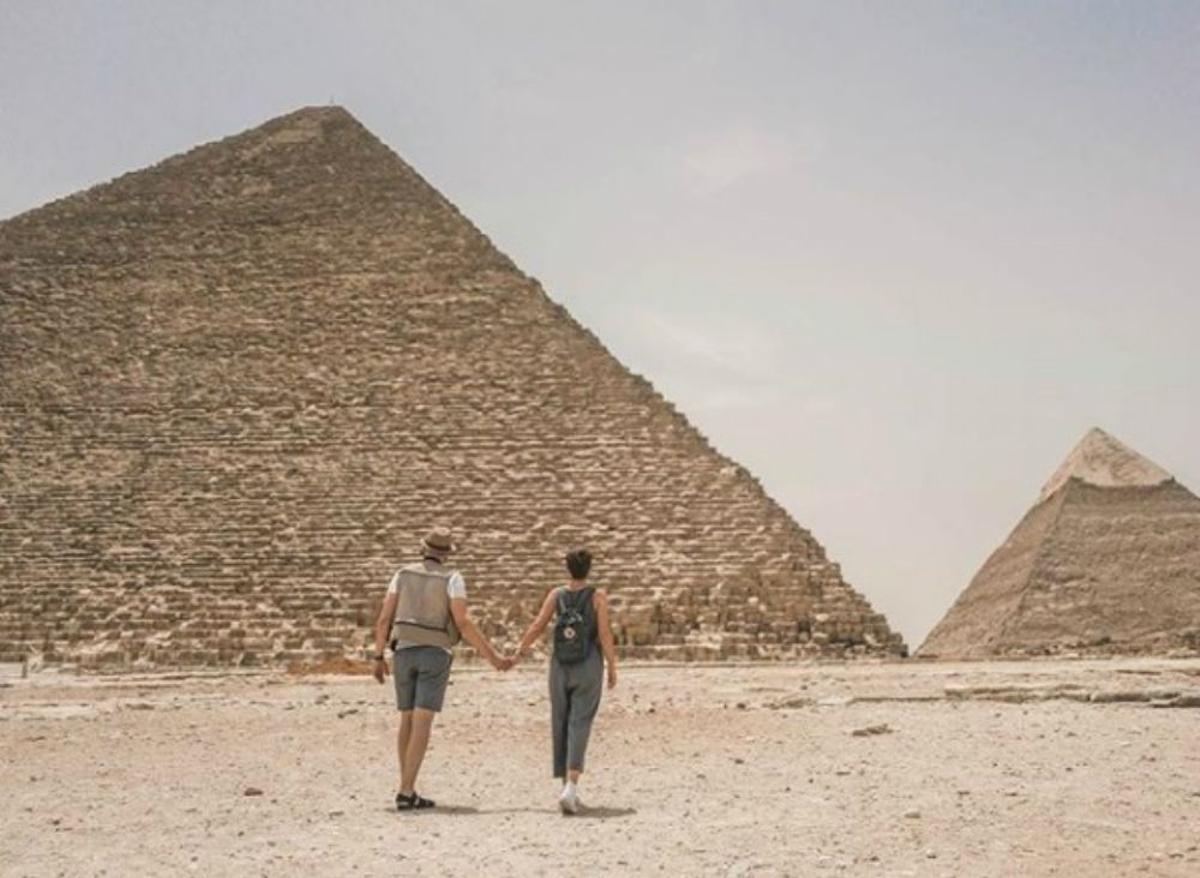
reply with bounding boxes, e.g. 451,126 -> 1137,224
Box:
253,104 -> 360,130
1037,427 -> 1173,503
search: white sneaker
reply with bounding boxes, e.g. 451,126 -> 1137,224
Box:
558,787 -> 580,815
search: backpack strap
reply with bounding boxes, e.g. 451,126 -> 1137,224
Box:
558,586 -> 595,618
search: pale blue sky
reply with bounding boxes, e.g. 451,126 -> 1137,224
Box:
3,1 -> 1198,645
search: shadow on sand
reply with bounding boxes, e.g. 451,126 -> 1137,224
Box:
382,804 -> 636,819
567,805 -> 637,820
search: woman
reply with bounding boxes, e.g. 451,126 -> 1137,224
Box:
512,548 -> 618,814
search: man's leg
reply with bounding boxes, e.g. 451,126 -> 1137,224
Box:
398,647 -> 450,801
392,649 -> 419,797
399,707 -> 436,796
396,711 -> 413,791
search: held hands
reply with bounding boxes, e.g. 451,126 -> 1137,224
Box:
607,666 -> 618,690
490,649 -> 527,672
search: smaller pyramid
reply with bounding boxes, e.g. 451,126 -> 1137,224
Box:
919,428 -> 1200,658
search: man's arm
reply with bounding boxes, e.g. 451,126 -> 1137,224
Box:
372,592 -> 398,683
449,598 -> 507,669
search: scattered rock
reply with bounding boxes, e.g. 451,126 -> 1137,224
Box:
904,809 -> 921,819
767,696 -> 813,710
946,684 -> 1090,704
851,723 -> 893,737
1150,693 -> 1200,708
1090,689 -> 1177,704
817,696 -> 853,707
243,787 -> 264,797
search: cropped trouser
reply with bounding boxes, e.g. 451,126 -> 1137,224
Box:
549,648 -> 604,778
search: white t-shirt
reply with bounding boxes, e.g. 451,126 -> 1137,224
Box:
386,566 -> 467,652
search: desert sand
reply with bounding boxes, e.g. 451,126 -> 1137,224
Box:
3,658 -> 1199,877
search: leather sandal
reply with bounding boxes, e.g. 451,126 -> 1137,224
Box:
396,791 -> 435,811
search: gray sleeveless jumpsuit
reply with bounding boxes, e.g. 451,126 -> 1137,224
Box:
549,586 -> 604,778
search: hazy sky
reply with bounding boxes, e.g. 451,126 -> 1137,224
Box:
3,1 -> 1198,646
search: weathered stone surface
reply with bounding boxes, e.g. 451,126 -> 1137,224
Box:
920,428 -> 1200,659
0,106 -> 905,668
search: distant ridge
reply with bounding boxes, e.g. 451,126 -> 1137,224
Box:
920,428 -> 1200,659
0,106 -> 905,668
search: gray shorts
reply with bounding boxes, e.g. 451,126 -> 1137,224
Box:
392,646 -> 453,712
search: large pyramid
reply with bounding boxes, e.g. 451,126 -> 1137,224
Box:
919,428 -> 1200,659
0,106 -> 904,668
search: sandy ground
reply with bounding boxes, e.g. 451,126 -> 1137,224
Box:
2,658 -> 1199,877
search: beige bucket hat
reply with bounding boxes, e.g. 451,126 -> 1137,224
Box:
421,526 -> 457,556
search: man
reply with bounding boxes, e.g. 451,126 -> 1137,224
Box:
371,527 -> 510,810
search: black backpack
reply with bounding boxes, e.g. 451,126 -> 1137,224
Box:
553,587 -> 595,665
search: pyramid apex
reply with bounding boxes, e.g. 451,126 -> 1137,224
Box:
1037,427 -> 1172,502
257,104 -> 363,132
283,104 -> 356,121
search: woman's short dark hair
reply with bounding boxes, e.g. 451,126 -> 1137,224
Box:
565,548 -> 592,580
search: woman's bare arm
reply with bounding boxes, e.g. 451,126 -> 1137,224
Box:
515,589 -> 559,658
595,589 -> 618,688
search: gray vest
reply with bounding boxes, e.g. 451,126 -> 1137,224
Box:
390,561 -> 461,649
